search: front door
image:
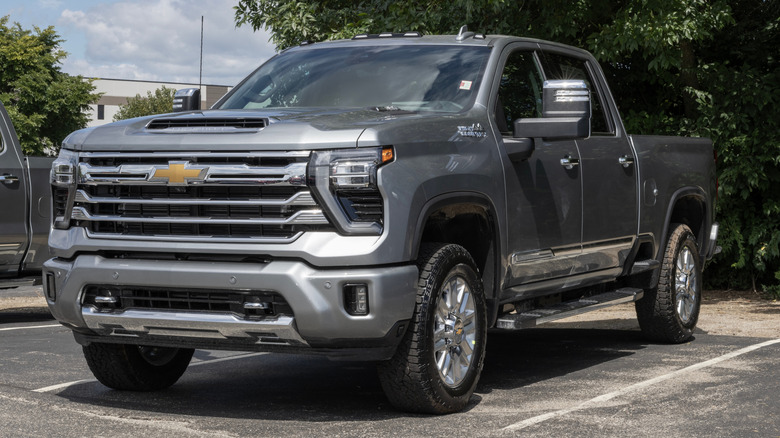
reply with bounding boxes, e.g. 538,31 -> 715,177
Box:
496,50 -> 583,287
0,112 -> 28,274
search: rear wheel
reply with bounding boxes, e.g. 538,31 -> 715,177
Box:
636,224 -> 702,343
378,243 -> 487,414
82,343 -> 194,391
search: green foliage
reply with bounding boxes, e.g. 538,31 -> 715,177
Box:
235,0 -> 780,293
0,16 -> 99,156
112,86 -> 177,121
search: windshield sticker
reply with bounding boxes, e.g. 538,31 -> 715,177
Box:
459,80 -> 473,90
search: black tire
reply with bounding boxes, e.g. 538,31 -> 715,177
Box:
82,343 -> 194,391
636,224 -> 702,343
377,243 -> 487,414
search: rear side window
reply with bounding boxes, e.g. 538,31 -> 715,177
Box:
538,52 -> 612,135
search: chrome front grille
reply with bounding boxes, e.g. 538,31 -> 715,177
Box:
71,152 -> 332,242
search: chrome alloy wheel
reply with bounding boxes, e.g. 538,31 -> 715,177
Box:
433,274 -> 477,387
675,245 -> 699,324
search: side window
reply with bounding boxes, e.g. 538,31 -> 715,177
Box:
538,52 -> 612,135
496,51 -> 543,136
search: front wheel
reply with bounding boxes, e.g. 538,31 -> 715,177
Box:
636,224 -> 702,343
83,343 -> 194,391
378,243 -> 487,414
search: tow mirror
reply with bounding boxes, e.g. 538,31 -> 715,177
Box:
173,88 -> 201,112
514,80 -> 591,140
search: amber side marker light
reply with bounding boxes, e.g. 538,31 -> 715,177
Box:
381,146 -> 394,164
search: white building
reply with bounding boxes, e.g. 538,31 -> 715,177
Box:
86,78 -> 232,127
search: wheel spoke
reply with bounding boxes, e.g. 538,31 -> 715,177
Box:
432,272 -> 481,388
437,294 -> 451,320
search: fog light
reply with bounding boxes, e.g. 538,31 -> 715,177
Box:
344,284 -> 369,316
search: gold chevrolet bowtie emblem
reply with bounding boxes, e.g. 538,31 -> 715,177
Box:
151,162 -> 206,184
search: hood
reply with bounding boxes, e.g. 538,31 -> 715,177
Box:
63,108 -> 446,152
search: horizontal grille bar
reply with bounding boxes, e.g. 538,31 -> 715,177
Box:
72,206 -> 328,225
74,189 -> 316,206
78,162 -> 307,186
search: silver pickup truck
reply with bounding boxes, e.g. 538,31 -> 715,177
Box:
0,102 -> 52,286
43,29 -> 718,414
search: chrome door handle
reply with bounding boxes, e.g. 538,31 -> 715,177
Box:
560,155 -> 580,170
0,174 -> 19,184
618,155 -> 635,168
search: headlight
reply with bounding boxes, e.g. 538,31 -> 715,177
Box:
309,146 -> 394,235
51,148 -> 78,186
50,148 -> 78,229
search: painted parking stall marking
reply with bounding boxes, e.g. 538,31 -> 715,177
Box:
502,338 -> 780,432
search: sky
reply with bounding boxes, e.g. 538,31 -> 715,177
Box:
2,0 -> 277,86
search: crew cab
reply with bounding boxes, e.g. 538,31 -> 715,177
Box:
43,28 -> 718,414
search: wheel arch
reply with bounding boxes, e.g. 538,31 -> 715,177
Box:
660,187 -> 712,259
411,193 -> 502,324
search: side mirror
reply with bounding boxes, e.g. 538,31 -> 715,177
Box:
514,80 -> 591,140
173,88 -> 201,112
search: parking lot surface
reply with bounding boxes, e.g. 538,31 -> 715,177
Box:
1,287 -> 778,437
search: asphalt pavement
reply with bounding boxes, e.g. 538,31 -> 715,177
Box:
1,300 -> 778,437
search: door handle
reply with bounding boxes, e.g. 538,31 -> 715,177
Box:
560,155 -> 580,170
0,174 -> 19,184
618,155 -> 635,168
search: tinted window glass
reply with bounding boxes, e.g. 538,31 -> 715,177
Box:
219,45 -> 491,113
496,51 -> 544,135
538,52 -> 611,134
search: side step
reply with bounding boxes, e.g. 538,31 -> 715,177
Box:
495,287 -> 644,330
630,259 -> 661,275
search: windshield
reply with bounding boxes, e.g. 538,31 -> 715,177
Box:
218,45 -> 491,113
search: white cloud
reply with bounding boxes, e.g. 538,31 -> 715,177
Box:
59,0 -> 275,85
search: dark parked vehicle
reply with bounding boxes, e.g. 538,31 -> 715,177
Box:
0,102 -> 52,286
44,28 -> 718,413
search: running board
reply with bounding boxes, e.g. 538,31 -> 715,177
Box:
495,287 -> 644,330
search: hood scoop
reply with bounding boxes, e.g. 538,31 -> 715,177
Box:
145,117 -> 267,133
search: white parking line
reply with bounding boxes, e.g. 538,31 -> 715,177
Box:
502,338 -> 780,432
190,352 -> 268,367
32,351 -> 268,393
33,379 -> 97,393
0,324 -> 60,332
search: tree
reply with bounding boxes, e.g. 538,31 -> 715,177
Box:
113,86 -> 177,121
235,0 -> 780,295
0,16 -> 99,156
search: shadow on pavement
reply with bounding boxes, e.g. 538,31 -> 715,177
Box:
0,307 -> 54,323
52,327 -> 652,421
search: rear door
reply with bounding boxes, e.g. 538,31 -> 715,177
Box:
537,50 -> 638,272
0,106 -> 29,274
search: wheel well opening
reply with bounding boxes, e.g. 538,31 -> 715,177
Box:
419,204 -> 494,277
669,196 -> 705,244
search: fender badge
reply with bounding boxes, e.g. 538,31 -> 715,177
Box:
457,123 -> 487,138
